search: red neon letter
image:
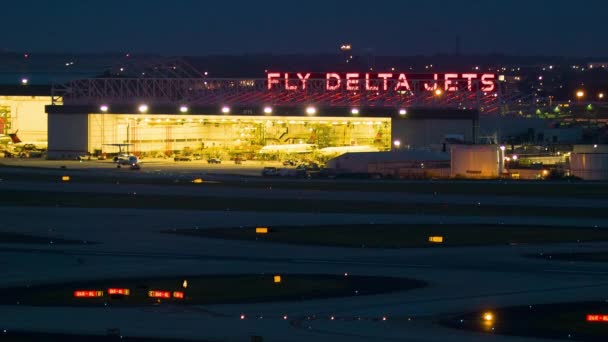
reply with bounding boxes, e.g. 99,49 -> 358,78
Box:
481,74 -> 496,92
424,74 -> 438,91
444,73 -> 458,91
346,73 -> 360,91
461,73 -> 478,91
297,73 -> 311,90
378,73 -> 392,91
267,72 -> 280,90
394,73 -> 410,91
326,73 -> 341,90
284,73 -> 297,91
365,73 -> 379,91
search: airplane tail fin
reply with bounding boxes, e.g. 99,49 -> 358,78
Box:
8,131 -> 21,144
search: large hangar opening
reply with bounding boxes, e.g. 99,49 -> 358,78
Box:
87,113 -> 391,161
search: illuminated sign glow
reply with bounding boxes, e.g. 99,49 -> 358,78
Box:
428,236 -> 444,243
74,290 -> 104,298
148,290 -> 171,298
587,314 -> 608,322
268,72 -> 496,92
173,291 -> 184,299
108,288 -> 130,296
256,227 -> 269,234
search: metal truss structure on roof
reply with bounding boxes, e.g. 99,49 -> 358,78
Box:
52,77 -> 538,116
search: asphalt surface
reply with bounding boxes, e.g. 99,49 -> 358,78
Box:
0,162 -> 607,341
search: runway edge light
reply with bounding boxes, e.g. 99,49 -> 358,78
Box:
256,227 -> 269,234
274,275 -> 282,283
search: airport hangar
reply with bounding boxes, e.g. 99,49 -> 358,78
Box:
45,71 -> 509,160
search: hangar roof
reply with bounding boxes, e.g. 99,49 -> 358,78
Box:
0,84 -> 52,96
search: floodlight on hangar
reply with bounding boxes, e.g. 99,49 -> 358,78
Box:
138,104 -> 148,113
351,108 -> 359,115
221,106 -> 230,114
179,105 -> 188,113
100,105 -> 109,112
263,106 -> 273,114
306,106 -> 316,115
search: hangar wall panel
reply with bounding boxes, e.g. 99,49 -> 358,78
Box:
47,113 -> 88,159
570,153 -> 608,180
450,145 -> 503,178
392,119 -> 473,150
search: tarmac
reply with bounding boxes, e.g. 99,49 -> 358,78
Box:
0,161 -> 607,341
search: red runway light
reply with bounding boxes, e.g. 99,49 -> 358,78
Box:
148,290 -> 171,298
74,290 -> 103,298
587,314 -> 608,322
108,288 -> 130,296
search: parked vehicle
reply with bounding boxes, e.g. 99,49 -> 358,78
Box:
207,158 -> 222,164
116,155 -> 138,167
174,155 -> 192,161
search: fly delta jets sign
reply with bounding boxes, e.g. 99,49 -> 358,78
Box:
267,72 -> 497,93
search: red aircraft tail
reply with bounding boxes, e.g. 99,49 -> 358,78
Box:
8,131 -> 21,144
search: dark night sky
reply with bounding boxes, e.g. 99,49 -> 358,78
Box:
2,0 -> 608,57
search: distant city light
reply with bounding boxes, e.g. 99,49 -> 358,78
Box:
483,312 -> 494,322
138,104 -> 148,113
351,108 -> 359,115
576,90 -> 585,98
434,88 -> 443,96
21,78 -> 28,85
512,155 -> 518,160
221,106 -> 230,114
179,105 -> 188,113
599,93 -> 605,100
399,109 -> 407,115
393,140 -> 401,148
100,105 -> 109,112
263,106 -> 273,114
306,106 -> 316,115
500,145 -> 506,151
340,44 -> 352,51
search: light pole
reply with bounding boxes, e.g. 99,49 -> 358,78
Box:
575,90 -> 584,122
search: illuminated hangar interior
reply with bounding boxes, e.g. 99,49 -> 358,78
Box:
88,113 -> 391,160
